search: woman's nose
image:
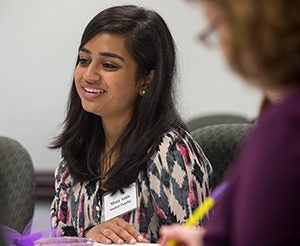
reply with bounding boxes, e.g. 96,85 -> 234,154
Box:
83,64 -> 100,82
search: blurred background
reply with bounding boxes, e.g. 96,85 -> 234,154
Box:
0,0 -> 261,233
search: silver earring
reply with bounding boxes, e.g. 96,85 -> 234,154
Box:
140,90 -> 146,96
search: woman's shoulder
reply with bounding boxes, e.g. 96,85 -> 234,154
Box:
56,158 -> 67,172
161,127 -> 195,145
147,127 -> 212,178
253,89 -> 300,148
154,127 -> 205,159
260,88 -> 300,127
159,127 -> 203,154
54,158 -> 74,186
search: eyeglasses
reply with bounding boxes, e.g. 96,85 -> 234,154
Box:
198,21 -> 220,48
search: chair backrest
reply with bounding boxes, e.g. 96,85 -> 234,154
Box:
0,136 -> 35,233
191,123 -> 251,189
0,180 -> 6,246
187,114 -> 250,132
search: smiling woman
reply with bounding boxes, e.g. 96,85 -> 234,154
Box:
75,33 -> 143,122
49,5 -> 212,244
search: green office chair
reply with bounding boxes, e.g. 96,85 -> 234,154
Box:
186,113 -> 250,132
191,123 -> 251,189
0,136 -> 35,233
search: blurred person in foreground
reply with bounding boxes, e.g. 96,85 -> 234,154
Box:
160,0 -> 300,245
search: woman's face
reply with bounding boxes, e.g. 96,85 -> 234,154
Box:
74,33 -> 142,123
200,2 -> 262,85
200,2 -> 230,57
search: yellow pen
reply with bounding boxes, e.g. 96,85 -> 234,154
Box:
167,182 -> 228,246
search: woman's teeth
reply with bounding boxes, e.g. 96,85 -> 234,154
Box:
84,87 -> 104,94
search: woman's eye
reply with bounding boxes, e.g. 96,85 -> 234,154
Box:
103,63 -> 118,70
78,58 -> 90,65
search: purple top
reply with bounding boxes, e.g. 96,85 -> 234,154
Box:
204,87 -> 300,245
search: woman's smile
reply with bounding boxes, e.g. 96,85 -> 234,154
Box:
81,86 -> 106,100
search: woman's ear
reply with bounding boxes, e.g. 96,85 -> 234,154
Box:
139,70 -> 155,96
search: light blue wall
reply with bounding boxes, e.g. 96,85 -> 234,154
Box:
0,0 -> 261,171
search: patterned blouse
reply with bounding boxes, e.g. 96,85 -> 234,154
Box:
50,128 -> 212,242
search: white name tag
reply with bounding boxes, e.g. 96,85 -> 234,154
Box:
103,182 -> 138,221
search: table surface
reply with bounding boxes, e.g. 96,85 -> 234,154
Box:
94,243 -> 158,246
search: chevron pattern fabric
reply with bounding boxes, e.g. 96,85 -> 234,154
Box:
51,128 -> 212,242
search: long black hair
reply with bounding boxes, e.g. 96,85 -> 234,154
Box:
51,5 -> 186,193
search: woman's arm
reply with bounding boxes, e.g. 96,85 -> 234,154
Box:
147,129 -> 212,236
50,160 -> 77,236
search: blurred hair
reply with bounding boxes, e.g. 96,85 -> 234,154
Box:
50,5 -> 185,193
197,0 -> 300,87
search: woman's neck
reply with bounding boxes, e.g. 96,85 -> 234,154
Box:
102,117 -> 130,150
100,117 -> 129,183
263,86 -> 293,104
